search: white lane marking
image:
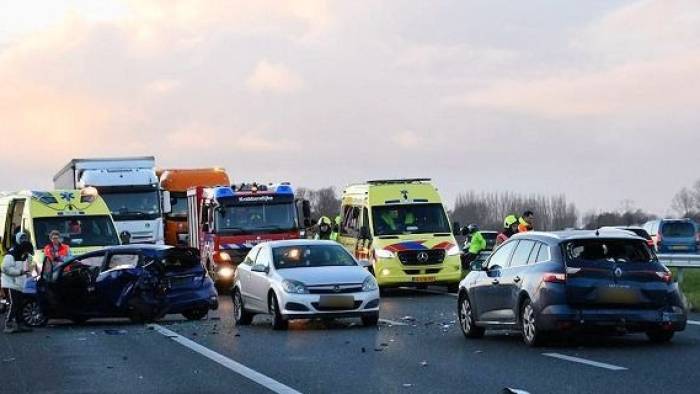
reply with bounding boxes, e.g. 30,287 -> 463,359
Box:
398,287 -> 458,297
379,318 -> 409,326
542,353 -> 627,371
150,324 -> 302,394
687,320 -> 700,326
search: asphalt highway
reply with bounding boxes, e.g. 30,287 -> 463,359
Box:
2,288 -> 699,394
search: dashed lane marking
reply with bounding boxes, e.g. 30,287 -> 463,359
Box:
543,353 -> 627,371
150,324 -> 302,394
687,320 -> 700,326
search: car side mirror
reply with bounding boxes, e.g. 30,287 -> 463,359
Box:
162,190 -> 172,214
470,260 -> 487,271
252,265 -> 269,274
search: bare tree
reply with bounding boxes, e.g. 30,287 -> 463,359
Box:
671,187 -> 696,217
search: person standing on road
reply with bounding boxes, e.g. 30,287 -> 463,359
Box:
330,216 -> 341,241
315,216 -> 333,240
2,234 -> 35,333
43,230 -> 71,266
518,211 -> 535,233
496,215 -> 519,246
462,224 -> 486,270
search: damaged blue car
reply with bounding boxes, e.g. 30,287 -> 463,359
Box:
21,245 -> 218,327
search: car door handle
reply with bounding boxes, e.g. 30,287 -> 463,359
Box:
513,276 -> 521,283
491,279 -> 499,285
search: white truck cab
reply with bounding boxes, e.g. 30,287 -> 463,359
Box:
53,157 -> 171,244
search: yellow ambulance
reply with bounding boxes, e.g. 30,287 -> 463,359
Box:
0,189 -> 120,268
337,179 -> 461,291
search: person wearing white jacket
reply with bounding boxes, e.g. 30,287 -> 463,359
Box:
2,233 -> 35,333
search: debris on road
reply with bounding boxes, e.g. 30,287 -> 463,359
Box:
361,347 -> 366,353
403,383 -> 413,388
2,357 -> 16,363
503,388 -> 530,394
401,316 -> 416,322
420,361 -> 428,367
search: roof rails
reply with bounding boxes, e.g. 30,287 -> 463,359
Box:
367,178 -> 431,185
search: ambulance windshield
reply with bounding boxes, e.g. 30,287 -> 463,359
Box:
372,204 -> 451,236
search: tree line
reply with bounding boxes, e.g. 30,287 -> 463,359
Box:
298,178 -> 700,231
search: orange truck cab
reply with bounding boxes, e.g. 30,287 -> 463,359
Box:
159,168 -> 230,246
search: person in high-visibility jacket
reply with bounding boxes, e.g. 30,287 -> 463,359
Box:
518,210 -> 534,233
330,216 -> 341,241
462,224 -> 486,270
497,215 -> 519,246
315,216 -> 333,240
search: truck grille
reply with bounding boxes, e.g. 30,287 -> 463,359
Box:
398,249 -> 445,265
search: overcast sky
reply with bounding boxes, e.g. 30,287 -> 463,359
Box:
1,0 -> 698,215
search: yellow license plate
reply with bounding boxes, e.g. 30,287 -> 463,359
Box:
412,276 -> 436,283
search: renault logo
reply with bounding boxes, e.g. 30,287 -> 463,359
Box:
614,267 -> 623,278
417,251 -> 429,263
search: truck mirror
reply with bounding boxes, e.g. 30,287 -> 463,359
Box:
453,221 -> 461,236
460,226 -> 469,236
302,200 -> 311,220
119,231 -> 132,245
162,191 -> 172,214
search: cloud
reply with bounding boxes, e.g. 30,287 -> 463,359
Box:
446,52 -> 700,118
246,60 -> 304,94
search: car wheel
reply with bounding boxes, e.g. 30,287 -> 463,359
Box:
21,299 -> 48,327
269,294 -> 288,331
646,330 -> 674,343
361,312 -> 379,327
233,289 -> 253,326
182,308 -> 209,321
521,299 -> 545,347
458,293 -> 484,339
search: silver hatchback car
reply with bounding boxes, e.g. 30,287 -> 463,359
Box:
232,240 -> 380,330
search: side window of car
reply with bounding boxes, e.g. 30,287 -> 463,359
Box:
488,241 -> 517,269
255,247 -> 271,269
509,240 -> 535,267
79,254 -> 105,268
535,244 -> 551,263
340,206 -> 360,237
527,243 -> 542,265
106,253 -> 141,271
242,246 -> 261,266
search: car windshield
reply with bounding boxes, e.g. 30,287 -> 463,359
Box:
272,244 -> 357,269
661,222 -> 695,237
34,216 -> 120,248
101,191 -> 161,220
168,193 -> 188,219
217,202 -> 297,232
564,239 -> 656,265
372,204 -> 450,236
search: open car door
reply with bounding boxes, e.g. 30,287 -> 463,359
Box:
49,252 -> 106,318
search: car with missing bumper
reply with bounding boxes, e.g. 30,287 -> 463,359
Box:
232,240 -> 380,330
21,245 -> 218,327
457,230 -> 687,346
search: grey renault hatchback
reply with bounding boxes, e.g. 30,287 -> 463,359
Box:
457,230 -> 687,346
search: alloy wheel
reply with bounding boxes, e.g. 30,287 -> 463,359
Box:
233,291 -> 243,321
22,300 -> 47,327
460,298 -> 471,334
522,303 -> 536,344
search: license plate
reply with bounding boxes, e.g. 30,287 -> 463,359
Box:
412,276 -> 436,283
318,295 -> 354,308
599,287 -> 638,304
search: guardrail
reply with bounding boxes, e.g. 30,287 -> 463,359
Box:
658,254 -> 700,284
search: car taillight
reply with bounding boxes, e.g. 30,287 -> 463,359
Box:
543,273 -> 566,284
655,271 -> 672,284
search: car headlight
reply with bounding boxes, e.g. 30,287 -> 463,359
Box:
375,249 -> 395,259
218,266 -> 234,279
447,245 -> 461,256
362,276 -> 378,292
219,252 -> 231,262
282,279 -> 308,294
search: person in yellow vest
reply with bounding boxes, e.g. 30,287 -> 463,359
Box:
330,216 -> 341,241
315,216 -> 333,240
